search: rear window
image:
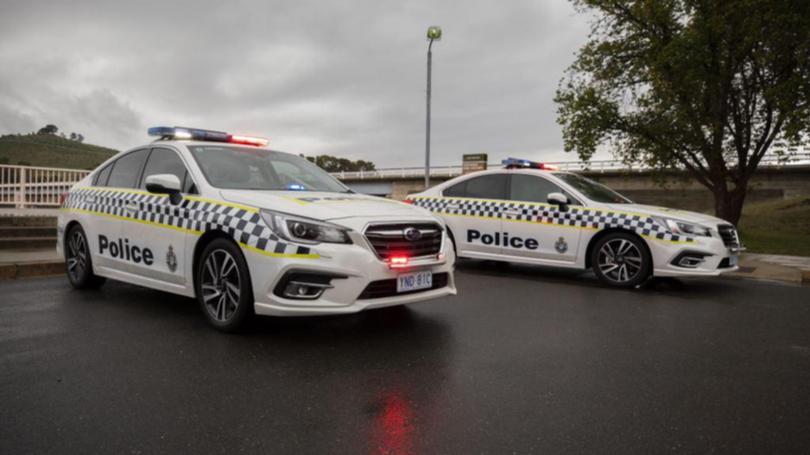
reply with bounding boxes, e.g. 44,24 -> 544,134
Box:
105,149 -> 149,189
443,174 -> 508,200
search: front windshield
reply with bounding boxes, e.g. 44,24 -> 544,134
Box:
553,172 -> 632,204
188,145 -> 349,192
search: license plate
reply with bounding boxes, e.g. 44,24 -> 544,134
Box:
396,271 -> 433,293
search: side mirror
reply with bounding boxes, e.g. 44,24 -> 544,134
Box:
547,192 -> 569,211
145,174 -> 182,204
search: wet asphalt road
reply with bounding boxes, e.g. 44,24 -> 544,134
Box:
2,262 -> 810,455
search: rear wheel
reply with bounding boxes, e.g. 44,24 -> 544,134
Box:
65,224 -> 105,289
591,232 -> 652,288
195,238 -> 253,332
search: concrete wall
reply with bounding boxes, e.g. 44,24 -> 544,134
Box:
341,166 -> 810,212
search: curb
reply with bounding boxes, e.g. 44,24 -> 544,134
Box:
0,261 -> 64,280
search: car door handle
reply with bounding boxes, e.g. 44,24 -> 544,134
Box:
124,202 -> 139,212
503,210 -> 523,217
445,204 -> 461,210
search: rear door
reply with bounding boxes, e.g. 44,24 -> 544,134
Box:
442,173 -> 508,258
91,149 -> 150,273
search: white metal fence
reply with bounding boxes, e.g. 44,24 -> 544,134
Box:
2,151 -> 808,208
0,165 -> 90,208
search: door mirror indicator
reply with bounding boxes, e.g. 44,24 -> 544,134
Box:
145,174 -> 183,204
547,192 -> 569,211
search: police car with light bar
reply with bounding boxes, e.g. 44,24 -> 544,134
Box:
58,126 -> 456,331
407,158 -> 743,288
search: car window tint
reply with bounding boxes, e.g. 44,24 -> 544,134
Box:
94,163 -> 113,187
455,174 -> 508,199
140,148 -> 189,190
106,149 -> 149,189
509,174 -> 565,203
443,181 -> 467,197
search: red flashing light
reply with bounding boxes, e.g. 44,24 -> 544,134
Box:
228,134 -> 269,147
388,256 -> 410,268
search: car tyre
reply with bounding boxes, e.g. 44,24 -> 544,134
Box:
65,224 -> 106,289
591,232 -> 652,288
195,238 -> 254,332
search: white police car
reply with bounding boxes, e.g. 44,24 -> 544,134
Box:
407,158 -> 742,288
58,127 -> 456,331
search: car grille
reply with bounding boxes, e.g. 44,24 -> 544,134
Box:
357,272 -> 449,300
717,224 -> 740,249
364,222 -> 443,260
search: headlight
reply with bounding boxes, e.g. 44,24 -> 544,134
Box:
260,210 -> 352,244
654,217 -> 712,237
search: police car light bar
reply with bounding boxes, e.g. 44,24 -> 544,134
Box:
501,157 -> 559,171
148,126 -> 269,147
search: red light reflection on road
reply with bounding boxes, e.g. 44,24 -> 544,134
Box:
370,391 -> 415,455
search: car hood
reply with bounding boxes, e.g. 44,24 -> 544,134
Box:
219,190 -> 433,221
602,203 -> 730,226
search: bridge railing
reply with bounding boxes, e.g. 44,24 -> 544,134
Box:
0,165 -> 90,208
331,152 -> 810,180
2,151 -> 808,207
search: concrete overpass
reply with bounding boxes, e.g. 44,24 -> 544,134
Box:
337,157 -> 810,212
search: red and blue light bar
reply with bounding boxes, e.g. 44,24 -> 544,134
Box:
501,157 -> 559,171
148,126 -> 269,147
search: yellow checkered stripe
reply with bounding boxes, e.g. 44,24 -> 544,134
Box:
62,187 -> 320,258
411,196 -> 695,244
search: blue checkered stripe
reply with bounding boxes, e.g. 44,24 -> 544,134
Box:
412,197 -> 693,243
65,187 -> 317,256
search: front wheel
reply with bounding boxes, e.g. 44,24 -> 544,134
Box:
591,232 -> 652,288
195,238 -> 254,332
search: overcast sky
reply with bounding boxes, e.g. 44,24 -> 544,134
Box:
0,0 -> 592,167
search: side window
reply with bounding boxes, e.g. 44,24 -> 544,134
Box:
510,174 -> 564,203
509,174 -> 581,205
140,148 -> 194,192
182,171 -> 197,194
93,163 -> 113,187
106,149 -> 149,189
445,174 -> 508,200
443,181 -> 467,197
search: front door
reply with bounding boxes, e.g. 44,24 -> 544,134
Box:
505,174 -> 582,264
119,146 -> 196,285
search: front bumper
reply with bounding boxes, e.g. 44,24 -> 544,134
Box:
651,234 -> 740,277
242,218 -> 457,316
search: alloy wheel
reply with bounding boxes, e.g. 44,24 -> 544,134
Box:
200,249 -> 242,322
67,230 -> 88,282
597,238 -> 643,284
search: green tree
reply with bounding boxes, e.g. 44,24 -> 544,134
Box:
306,155 -> 376,172
556,0 -> 810,223
37,124 -> 58,135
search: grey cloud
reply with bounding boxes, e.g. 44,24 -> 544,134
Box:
0,0 -> 591,166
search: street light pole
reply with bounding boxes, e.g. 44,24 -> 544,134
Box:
425,26 -> 442,189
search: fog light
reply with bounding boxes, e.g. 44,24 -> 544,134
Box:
671,251 -> 712,269
282,281 -> 332,300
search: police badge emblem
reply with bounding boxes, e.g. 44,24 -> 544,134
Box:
166,245 -> 178,272
554,237 -> 568,254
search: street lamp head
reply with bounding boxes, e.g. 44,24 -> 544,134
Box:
427,26 -> 442,41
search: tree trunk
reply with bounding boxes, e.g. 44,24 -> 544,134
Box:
712,186 -> 747,225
